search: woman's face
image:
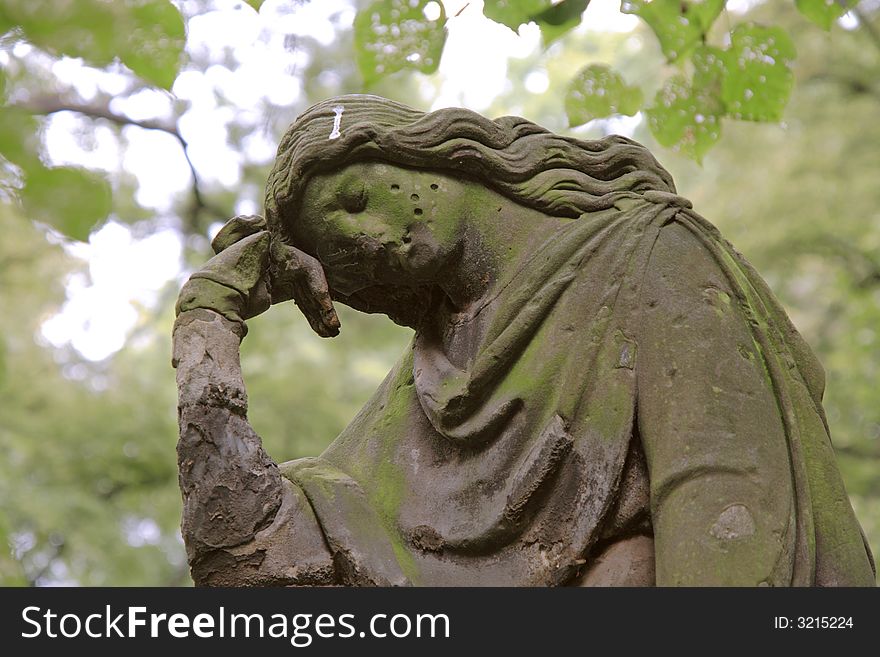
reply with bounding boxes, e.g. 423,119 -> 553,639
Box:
291,161 -> 465,296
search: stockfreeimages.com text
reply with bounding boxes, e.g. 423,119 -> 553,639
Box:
21,605 -> 450,646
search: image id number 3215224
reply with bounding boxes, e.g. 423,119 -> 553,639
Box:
774,617 -> 853,629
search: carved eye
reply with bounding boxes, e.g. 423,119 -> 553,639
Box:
338,181 -> 367,214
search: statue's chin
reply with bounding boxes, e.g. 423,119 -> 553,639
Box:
331,282 -> 435,329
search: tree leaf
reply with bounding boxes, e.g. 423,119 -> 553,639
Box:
721,24 -> 796,122
354,0 -> 447,87
0,0 -> 118,65
0,0 -> 185,90
534,0 -> 591,46
244,0 -> 265,12
20,165 -> 111,241
646,47 -> 726,162
483,0 -> 552,32
621,0 -> 724,62
795,0 -> 857,31
483,0 -> 590,44
121,0 -> 186,90
0,107 -> 40,168
565,64 -> 643,126
0,110 -> 112,241
0,13 -> 13,36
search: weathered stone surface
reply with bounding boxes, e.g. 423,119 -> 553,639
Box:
173,94 -> 875,586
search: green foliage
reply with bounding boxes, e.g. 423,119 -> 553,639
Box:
722,24 -> 796,121
562,5 -> 801,158
0,0 -> 185,89
622,0 -> 725,62
120,0 -> 187,90
0,106 -> 39,167
244,0 -> 266,12
20,165 -> 112,242
0,204 -> 180,586
478,1 -> 853,159
483,0 -> 559,31
0,107 -> 112,241
353,0 -> 446,87
646,46 -> 725,162
642,23 -> 796,156
795,0 -> 858,30
642,21 -> 796,157
565,63 -> 643,125
532,0 -> 592,46
0,0 -> 184,242
484,0 -> 592,45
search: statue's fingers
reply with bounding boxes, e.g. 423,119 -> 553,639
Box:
295,261 -> 340,338
267,239 -> 299,304
211,214 -> 268,254
269,240 -> 340,338
242,277 -> 271,320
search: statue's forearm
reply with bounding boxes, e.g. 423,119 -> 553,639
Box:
173,308 -> 335,585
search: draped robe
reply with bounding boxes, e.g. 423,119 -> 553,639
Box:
278,191 -> 875,586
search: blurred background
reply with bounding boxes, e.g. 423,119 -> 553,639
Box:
0,0 -> 877,585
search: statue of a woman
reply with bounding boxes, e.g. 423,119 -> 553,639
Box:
173,95 -> 875,586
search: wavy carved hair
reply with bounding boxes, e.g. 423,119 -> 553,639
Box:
265,94 -> 676,240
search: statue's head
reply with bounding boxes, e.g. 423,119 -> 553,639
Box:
264,94 -> 675,324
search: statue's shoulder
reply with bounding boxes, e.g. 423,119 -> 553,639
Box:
642,215 -> 727,290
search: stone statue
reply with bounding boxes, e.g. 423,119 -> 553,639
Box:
173,94 -> 875,586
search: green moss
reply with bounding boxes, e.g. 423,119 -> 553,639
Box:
365,364 -> 421,582
176,277 -> 245,324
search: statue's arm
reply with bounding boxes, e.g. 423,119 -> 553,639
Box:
636,221 -> 796,586
172,226 -> 337,585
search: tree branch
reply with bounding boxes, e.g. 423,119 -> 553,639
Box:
14,96 -> 178,134
0,248 -> 53,274
803,72 -> 880,100
12,94 -> 230,234
25,539 -> 66,587
782,234 -> 880,289
835,443 -> 880,461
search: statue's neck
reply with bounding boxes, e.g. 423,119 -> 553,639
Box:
426,194 -> 570,366
438,192 -> 570,315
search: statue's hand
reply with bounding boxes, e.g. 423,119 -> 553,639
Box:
268,239 -> 340,338
175,221 -> 271,329
175,215 -> 340,337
